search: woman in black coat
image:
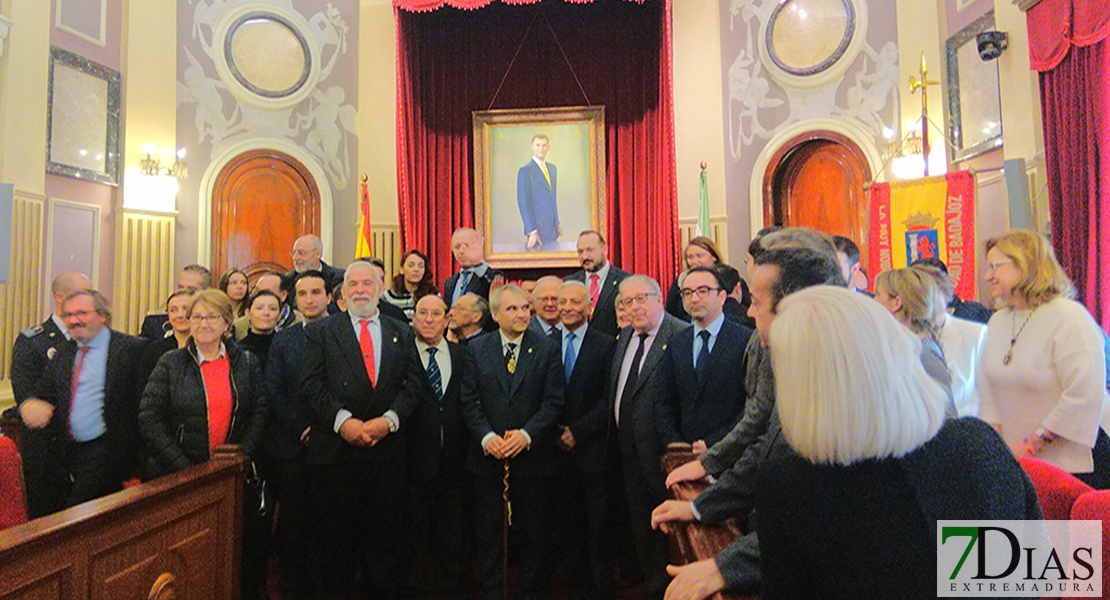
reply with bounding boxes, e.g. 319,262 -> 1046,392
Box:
138,289 -> 268,600
139,289 -> 267,477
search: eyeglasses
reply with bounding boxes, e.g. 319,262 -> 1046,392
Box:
63,309 -> 96,319
986,260 -> 1014,272
291,249 -> 315,258
623,293 -> 659,306
679,286 -> 721,300
189,314 -> 225,325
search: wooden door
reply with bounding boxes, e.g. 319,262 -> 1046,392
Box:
211,149 -> 321,278
762,131 -> 871,264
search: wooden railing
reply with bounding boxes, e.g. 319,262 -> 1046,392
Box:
0,447 -> 247,600
661,443 -> 757,600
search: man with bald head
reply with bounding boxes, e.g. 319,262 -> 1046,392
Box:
282,234 -> 345,305
447,293 -> 487,346
444,228 -> 503,306
401,294 -> 477,599
10,271 -> 93,406
552,280 -> 618,600
301,259 -> 423,599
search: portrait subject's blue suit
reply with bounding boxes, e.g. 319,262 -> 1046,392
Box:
517,159 -> 560,244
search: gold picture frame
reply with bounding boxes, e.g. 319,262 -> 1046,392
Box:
473,106 -> 606,270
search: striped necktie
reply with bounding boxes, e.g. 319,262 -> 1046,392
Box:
426,347 -> 443,400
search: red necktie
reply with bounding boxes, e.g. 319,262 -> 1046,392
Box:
359,319 -> 377,386
69,346 -> 90,435
589,273 -> 600,312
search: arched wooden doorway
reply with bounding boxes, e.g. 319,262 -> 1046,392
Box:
762,130 -> 872,264
210,149 -> 321,280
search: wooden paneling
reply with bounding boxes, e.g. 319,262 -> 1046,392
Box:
0,192 -> 45,382
113,211 -> 175,336
211,149 -> 321,277
0,450 -> 245,600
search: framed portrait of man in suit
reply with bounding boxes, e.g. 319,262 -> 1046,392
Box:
473,106 -> 606,269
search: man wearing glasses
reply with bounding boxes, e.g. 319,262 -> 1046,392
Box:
282,234 -> 346,307
19,290 -> 145,517
608,275 -> 689,600
654,266 -> 754,454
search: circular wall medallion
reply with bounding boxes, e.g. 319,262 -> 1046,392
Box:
224,12 -> 310,98
765,0 -> 855,77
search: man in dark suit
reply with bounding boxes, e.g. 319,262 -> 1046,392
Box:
565,230 -> 631,338
655,266 -> 753,451
301,259 -> 423,600
608,275 -> 690,600
650,248 -> 845,597
10,272 -> 91,408
461,284 -> 564,600
517,134 -> 560,250
262,270 -> 330,600
19,290 -> 145,518
281,234 -> 346,304
444,228 -> 503,331
401,294 -> 477,600
552,281 -> 618,600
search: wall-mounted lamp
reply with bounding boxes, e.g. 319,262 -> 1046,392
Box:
141,144 -> 187,179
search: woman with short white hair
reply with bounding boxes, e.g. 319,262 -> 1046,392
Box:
756,286 -> 1039,599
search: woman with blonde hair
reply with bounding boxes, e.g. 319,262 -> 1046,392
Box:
756,286 -> 1039,598
978,229 -> 1110,488
873,267 -> 956,416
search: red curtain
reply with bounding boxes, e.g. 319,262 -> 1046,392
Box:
394,0 -> 678,288
1029,0 -> 1110,329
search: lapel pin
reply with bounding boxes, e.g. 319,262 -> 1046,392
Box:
393,336 -> 398,343
527,348 -> 533,354
662,344 -> 667,350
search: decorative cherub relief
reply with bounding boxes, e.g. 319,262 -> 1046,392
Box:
298,86 -> 357,189
723,0 -> 899,162
180,1 -> 355,190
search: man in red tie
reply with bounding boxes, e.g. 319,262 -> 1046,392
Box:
301,259 -> 424,599
18,290 -> 144,518
565,230 -> 630,338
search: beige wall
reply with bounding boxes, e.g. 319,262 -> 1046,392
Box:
358,0 -> 400,227
672,0 -> 728,246
0,0 -> 50,193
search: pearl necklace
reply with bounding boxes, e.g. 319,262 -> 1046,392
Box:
1003,308 -> 1036,366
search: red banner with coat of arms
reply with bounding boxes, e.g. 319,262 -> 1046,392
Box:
867,171 -> 977,299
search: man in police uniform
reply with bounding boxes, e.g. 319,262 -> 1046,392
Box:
9,272 -> 92,407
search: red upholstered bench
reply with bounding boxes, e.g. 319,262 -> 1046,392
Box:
0,434 -> 28,529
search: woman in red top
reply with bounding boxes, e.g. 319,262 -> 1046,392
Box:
138,289 -> 268,600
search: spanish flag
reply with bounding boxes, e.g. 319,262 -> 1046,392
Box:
867,171 -> 977,299
355,174 -> 372,259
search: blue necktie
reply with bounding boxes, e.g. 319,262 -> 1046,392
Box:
564,330 -> 577,382
454,270 -> 473,304
426,347 -> 443,400
695,330 -> 711,373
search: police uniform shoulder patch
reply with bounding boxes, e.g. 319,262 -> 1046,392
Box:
21,325 -> 44,338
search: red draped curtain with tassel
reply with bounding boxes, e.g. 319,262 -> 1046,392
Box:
1027,0 -> 1110,329
394,0 -> 678,288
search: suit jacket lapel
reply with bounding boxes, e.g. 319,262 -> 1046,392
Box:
332,316 -> 372,387
609,331 -> 632,397
629,330 -> 668,399
595,271 -> 620,315
378,318 -> 401,386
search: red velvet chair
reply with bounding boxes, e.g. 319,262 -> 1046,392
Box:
1068,491 -> 1110,600
1017,456 -> 1094,521
0,434 -> 28,529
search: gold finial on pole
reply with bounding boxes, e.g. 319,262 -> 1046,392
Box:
908,53 -> 940,177
700,161 -> 707,172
